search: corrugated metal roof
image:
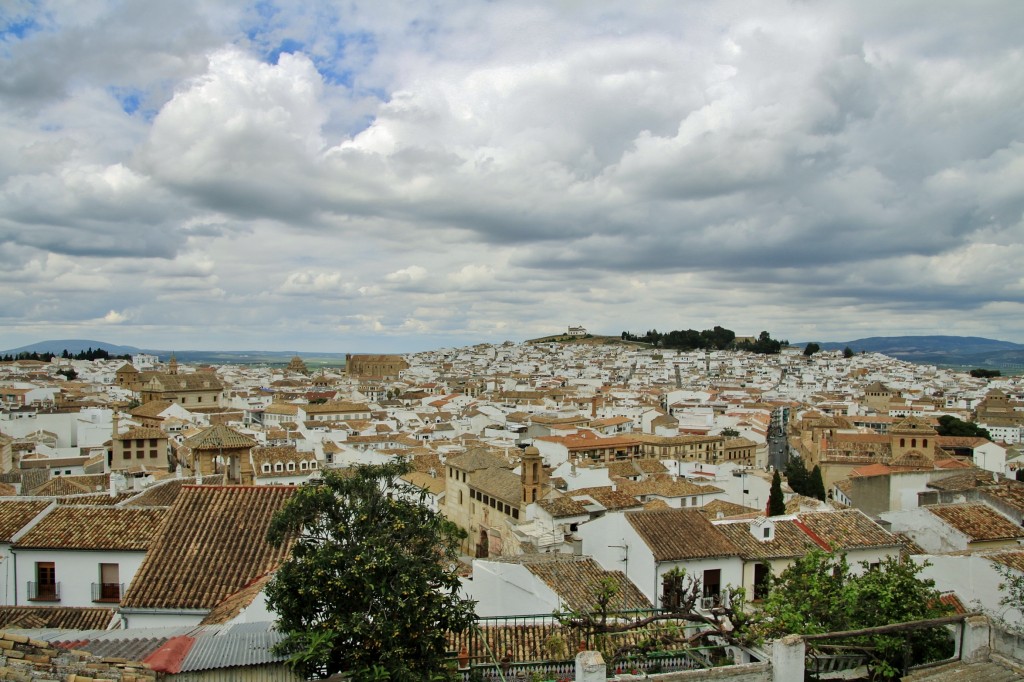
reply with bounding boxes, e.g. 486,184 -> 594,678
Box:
180,630 -> 289,672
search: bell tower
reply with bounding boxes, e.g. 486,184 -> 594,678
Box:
521,445 -> 544,505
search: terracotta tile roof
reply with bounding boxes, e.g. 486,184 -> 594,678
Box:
199,573 -> 273,625
409,451 -> 444,476
303,400 -> 369,414
471,467 -> 522,505
714,519 -> 817,559
537,496 -> 591,519
619,478 -> 722,499
401,471 -> 446,496
939,592 -> 968,615
447,449 -> 513,472
570,486 -> 643,511
523,557 -> 652,611
925,503 -> 1024,542
626,508 -> 739,562
980,481 -> 1024,514
56,492 -> 137,506
0,606 -> 115,631
130,400 -> 174,418
698,499 -> 760,520
14,506 -> 166,551
115,427 -> 166,441
183,424 -> 256,451
988,549 -> 1024,573
607,461 -> 640,478
123,478 -> 194,508
121,485 -> 296,611
796,509 -> 899,551
0,500 -> 51,542
635,459 -> 668,474
29,474 -> 109,497
927,469 -> 1000,492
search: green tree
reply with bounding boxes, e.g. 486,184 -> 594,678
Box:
720,427 -> 740,438
784,456 -> 809,497
996,563 -> 1024,632
803,342 -> 821,357
842,346 -> 855,358
265,461 -> 476,681
751,550 -> 853,637
935,415 -> 991,440
969,368 -> 1001,378
809,465 -> 826,501
747,552 -> 953,678
768,471 -> 786,516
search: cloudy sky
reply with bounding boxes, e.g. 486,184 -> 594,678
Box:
2,1 -> 1023,353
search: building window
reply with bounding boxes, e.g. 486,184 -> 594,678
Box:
149,438 -> 157,447
286,462 -> 295,472
300,461 -> 308,470
96,563 -> 120,601
149,450 -> 158,458
274,462 -> 283,472
263,463 -> 271,473
310,461 -> 317,469
32,562 -> 57,601
136,451 -> 144,459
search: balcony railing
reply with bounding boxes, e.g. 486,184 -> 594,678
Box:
27,581 -> 60,601
92,582 -> 124,602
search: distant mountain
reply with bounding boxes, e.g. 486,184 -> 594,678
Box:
1,339 -> 144,356
801,335 -> 1024,371
1,340 -> 348,366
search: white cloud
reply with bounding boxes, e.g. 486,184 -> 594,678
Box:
2,1 -> 1024,351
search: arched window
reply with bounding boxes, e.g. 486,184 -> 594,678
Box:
911,438 -> 917,448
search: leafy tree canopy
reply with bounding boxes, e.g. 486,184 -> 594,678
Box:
747,552 -> 953,678
621,325 -> 736,351
842,346 -> 855,358
969,368 -> 1001,378
784,456 -> 810,497
737,331 -> 787,355
936,415 -> 991,440
803,342 -> 821,357
265,461 -> 476,681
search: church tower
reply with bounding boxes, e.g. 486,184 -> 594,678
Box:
521,445 -> 544,505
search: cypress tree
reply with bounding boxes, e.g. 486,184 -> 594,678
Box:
769,471 -> 786,516
810,465 -> 827,501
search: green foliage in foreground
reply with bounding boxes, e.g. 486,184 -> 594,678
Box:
265,461 -> 476,681
746,551 -> 953,678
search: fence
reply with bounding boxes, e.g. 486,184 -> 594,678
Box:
802,613 -> 975,679
448,612 -> 733,681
